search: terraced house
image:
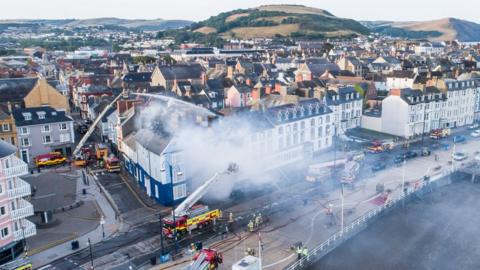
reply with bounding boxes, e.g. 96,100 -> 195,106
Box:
12,107 -> 74,164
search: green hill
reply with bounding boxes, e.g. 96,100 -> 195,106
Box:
190,4 -> 370,39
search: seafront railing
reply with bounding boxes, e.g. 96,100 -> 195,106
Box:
284,161 -> 474,270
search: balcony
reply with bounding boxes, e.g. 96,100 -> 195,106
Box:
13,219 -> 36,241
7,178 -> 32,200
10,199 -> 34,221
0,156 -> 28,180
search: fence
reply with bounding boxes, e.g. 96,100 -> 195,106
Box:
283,164 -> 469,270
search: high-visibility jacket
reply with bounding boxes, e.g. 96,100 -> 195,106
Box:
302,248 -> 308,256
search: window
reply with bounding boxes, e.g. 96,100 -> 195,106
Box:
21,138 -> 30,147
2,124 -> 9,132
0,206 -> 5,216
1,227 -> 8,238
173,184 -> 187,200
37,111 -> 46,119
43,135 -> 52,144
42,125 -> 51,132
59,123 -> 68,130
22,113 -> 31,121
60,133 -> 70,142
19,127 -> 29,135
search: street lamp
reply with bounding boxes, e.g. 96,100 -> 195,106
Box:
21,224 -> 28,258
87,238 -> 94,269
100,216 -> 105,239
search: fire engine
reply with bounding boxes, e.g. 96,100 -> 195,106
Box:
35,152 -> 66,167
187,248 -> 223,270
105,156 -> 121,172
162,163 -> 238,238
430,128 -> 451,140
367,140 -> 394,153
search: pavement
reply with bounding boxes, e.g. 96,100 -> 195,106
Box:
313,179 -> 480,270
147,130 -> 480,270
24,171 -> 77,211
29,169 -> 122,268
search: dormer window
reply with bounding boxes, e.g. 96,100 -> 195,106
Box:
284,111 -> 289,121
300,106 -> 305,117
308,104 -> 313,115
37,111 -> 46,119
51,112 -> 57,116
277,112 -> 283,122
22,113 -> 31,121
292,109 -> 297,119
315,103 -> 320,114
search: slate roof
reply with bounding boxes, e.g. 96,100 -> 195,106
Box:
12,106 -> 72,127
135,128 -> 172,156
445,79 -> 477,91
0,77 -> 38,103
0,139 -> 16,159
264,98 -> 333,125
325,87 -> 362,106
123,72 -> 152,83
158,64 -> 203,80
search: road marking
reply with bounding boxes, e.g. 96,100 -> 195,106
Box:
33,193 -> 57,199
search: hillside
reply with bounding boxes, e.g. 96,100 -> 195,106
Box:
0,18 -> 193,31
364,18 -> 480,41
190,4 -> 370,39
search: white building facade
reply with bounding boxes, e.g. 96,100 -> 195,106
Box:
0,140 -> 36,265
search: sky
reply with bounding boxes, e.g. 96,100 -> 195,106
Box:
2,0 -> 479,23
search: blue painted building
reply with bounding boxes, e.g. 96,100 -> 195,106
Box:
121,128 -> 188,206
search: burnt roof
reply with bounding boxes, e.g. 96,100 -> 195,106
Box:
0,77 -> 38,103
158,64 -> 203,80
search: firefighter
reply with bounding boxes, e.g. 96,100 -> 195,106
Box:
252,214 -> 257,228
302,247 -> 309,259
247,220 -> 254,232
255,214 -> 261,227
257,213 -> 263,225
296,246 -> 302,260
228,212 -> 234,223
190,243 -> 197,253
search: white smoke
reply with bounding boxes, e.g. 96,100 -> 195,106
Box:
136,99 -> 277,201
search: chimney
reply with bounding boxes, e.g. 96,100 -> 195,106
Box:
389,88 -> 401,96
7,102 -> 12,113
201,72 -> 207,86
246,78 -> 252,86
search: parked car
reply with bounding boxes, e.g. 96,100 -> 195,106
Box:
471,130 -> 480,137
372,162 -> 387,172
405,151 -> 418,159
452,152 -> 468,161
468,123 -> 479,130
421,147 -> 431,156
430,142 -> 440,150
394,155 -> 406,164
453,135 -> 466,143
